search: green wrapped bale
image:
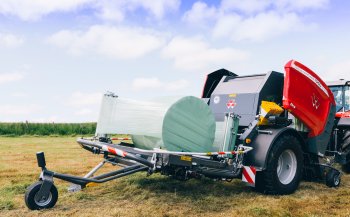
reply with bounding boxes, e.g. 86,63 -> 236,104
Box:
131,135 -> 163,150
162,96 -> 216,152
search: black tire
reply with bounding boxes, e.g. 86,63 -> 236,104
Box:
341,129 -> 350,150
25,181 -> 58,210
255,134 -> 303,195
342,163 -> 350,173
326,169 -> 341,188
341,129 -> 350,173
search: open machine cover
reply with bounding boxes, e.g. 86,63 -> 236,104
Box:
283,60 -> 335,137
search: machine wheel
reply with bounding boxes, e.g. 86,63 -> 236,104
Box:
341,163 -> 350,173
25,181 -> 58,210
255,134 -> 303,195
341,130 -> 350,173
341,129 -> 350,150
326,169 -> 341,188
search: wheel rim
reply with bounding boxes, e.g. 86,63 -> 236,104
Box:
334,174 -> 340,186
276,149 -> 297,185
34,192 -> 53,207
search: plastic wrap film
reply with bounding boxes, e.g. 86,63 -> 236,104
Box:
96,94 -> 182,137
96,94 -> 228,151
130,135 -> 163,150
162,96 -> 216,152
214,121 -> 226,150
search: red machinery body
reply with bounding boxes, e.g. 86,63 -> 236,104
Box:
336,111 -> 350,118
283,60 -> 336,138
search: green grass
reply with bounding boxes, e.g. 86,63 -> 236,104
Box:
1,136 -> 350,216
0,200 -> 15,211
0,122 -> 96,136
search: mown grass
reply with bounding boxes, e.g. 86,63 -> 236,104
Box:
1,137 -> 350,216
0,122 -> 96,136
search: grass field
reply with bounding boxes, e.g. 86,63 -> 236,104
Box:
1,137 -> 350,217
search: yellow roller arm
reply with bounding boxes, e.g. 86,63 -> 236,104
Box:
258,101 -> 284,126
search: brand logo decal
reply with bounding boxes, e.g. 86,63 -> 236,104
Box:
311,94 -> 320,110
227,99 -> 237,109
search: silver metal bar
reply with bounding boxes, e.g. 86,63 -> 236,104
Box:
68,160 -> 106,192
221,114 -> 230,152
133,146 -> 253,156
84,161 -> 105,178
258,130 -> 273,135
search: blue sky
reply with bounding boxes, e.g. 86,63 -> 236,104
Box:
0,0 -> 349,122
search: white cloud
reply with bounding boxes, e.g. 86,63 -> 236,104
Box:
0,0 -> 93,21
0,72 -> 24,84
94,1 -> 124,22
68,93 -> 100,120
324,60 -> 350,81
219,0 -> 329,14
213,12 -> 306,42
0,0 -> 180,21
75,108 -> 93,116
11,92 -> 28,97
0,33 -> 24,48
220,0 -> 271,14
67,91 -> 102,107
275,0 -> 329,11
0,104 -> 41,115
97,0 -> 180,22
183,0 -> 329,42
47,25 -> 165,59
162,36 -> 248,71
132,77 -> 189,92
182,1 -> 217,25
136,0 -> 180,19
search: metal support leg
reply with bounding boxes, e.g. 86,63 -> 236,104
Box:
84,161 -> 106,178
68,161 -> 106,192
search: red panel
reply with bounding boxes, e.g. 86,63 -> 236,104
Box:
336,111 -> 350,118
283,60 -> 335,137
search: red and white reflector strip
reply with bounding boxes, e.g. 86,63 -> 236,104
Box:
111,137 -> 131,141
102,145 -> 127,157
242,166 -> 256,186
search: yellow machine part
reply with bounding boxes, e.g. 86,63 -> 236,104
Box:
86,182 -> 99,187
258,101 -> 284,126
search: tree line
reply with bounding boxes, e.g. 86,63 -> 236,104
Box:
0,122 -> 96,136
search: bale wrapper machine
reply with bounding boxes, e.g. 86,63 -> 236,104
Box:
25,60 -> 349,210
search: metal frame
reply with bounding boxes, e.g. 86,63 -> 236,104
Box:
32,124 -> 254,197
32,123 -> 254,197
36,151 -> 149,189
30,109 -> 344,203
